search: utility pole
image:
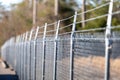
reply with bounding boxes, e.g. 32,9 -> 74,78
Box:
33,0 -> 37,28
55,0 -> 58,17
82,0 -> 86,28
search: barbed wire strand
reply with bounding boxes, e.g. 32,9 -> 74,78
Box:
47,21 -> 57,26
60,15 -> 74,22
77,2 -> 110,16
76,14 -> 108,24
58,32 -> 72,36
46,29 -> 56,33
59,23 -> 73,30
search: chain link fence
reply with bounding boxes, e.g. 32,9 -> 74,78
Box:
1,31 -> 120,80
1,0 -> 120,80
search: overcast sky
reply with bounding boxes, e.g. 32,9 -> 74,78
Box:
0,0 -> 82,6
0,0 -> 22,7
0,0 -> 82,9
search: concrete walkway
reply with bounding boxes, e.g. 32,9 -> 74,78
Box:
0,59 -> 18,80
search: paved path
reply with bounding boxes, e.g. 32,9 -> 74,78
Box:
0,60 -> 18,80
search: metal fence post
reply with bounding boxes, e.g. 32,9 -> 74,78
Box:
15,36 -> 19,72
22,33 -> 26,80
28,29 -> 33,80
33,27 -> 40,80
42,23 -> 47,80
70,11 -> 77,80
24,32 -> 29,80
18,35 -> 21,80
53,20 -> 60,80
22,33 -> 25,80
24,32 -> 28,80
105,0 -> 113,80
20,34 -> 24,80
15,36 -> 18,75
19,35 -> 22,80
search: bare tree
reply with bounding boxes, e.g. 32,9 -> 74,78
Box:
33,0 -> 37,27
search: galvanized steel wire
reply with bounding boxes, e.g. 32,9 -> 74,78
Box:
1,0 -> 120,80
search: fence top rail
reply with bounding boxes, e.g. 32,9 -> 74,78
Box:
1,0 -> 120,45
77,2 -> 110,16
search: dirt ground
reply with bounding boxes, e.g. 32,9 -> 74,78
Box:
57,56 -> 120,80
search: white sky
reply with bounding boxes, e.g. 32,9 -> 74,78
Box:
0,0 -> 23,7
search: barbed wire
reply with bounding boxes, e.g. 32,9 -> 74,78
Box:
59,23 -> 73,30
47,21 -> 57,26
111,25 -> 120,29
75,27 -> 106,33
77,2 -> 110,16
60,15 -> 74,22
112,10 -> 120,16
2,0 -> 120,42
39,26 -> 45,29
58,32 -> 71,36
76,14 -> 108,24
46,29 -> 56,33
